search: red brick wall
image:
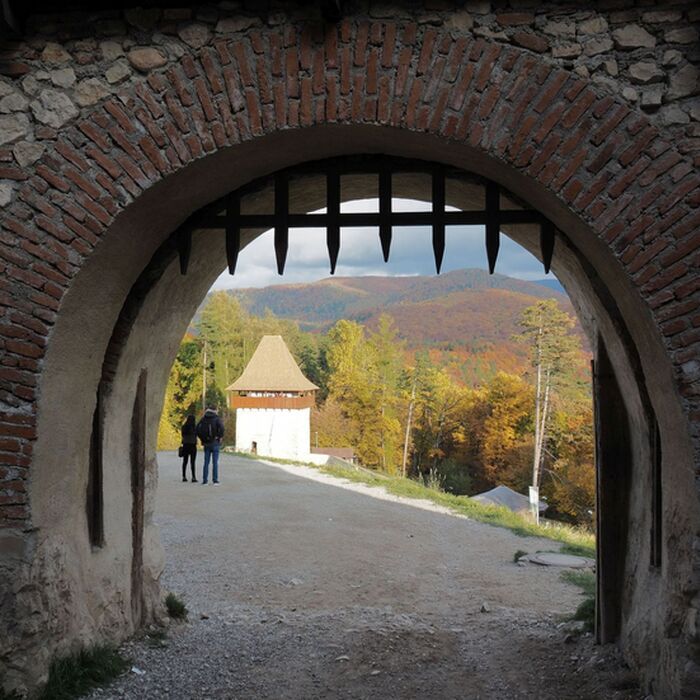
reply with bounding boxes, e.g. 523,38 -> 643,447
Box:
0,16 -> 698,533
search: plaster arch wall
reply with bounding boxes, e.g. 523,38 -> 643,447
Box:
0,9 -> 698,698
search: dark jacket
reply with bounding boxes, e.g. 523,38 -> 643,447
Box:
181,420 -> 197,446
196,410 -> 224,446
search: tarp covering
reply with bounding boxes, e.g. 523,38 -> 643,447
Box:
471,485 -> 548,513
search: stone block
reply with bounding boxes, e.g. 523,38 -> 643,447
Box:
660,105 -> 690,126
642,10 -> 682,24
622,86 -> 638,102
41,42 -> 71,64
667,65 -> 700,101
583,37 -> 613,56
613,24 -> 656,49
578,17 -> 609,35
443,11 -> 474,33
662,50 -> 683,67
664,27 -> 699,45
0,113 -> 31,145
640,84 -> 664,110
552,43 -> 582,59
29,89 -> 78,128
0,182 -> 13,207
177,23 -> 212,49
464,1 -> 490,14
49,68 -> 76,88
542,20 -> 575,37
74,78 -> 110,107
100,41 -> 124,62
0,92 -> 28,113
12,141 -> 45,167
628,61 -> 665,85
127,48 -> 168,72
105,60 -> 132,85
215,16 -> 260,34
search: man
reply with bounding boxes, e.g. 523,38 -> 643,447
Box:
196,405 -> 225,485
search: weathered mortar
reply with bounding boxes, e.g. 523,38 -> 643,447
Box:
0,1 -> 698,697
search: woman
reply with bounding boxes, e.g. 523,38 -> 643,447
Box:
180,414 -> 198,482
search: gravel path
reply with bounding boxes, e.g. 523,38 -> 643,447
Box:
87,452 -> 641,699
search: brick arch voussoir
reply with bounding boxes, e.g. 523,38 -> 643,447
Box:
1,20 -> 699,528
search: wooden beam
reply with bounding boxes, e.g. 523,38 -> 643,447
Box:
198,208 -> 544,229
432,167 -> 445,274
540,219 -> 555,274
326,169 -> 341,274
274,172 -> 289,275
379,167 -> 392,262
485,181 -> 500,274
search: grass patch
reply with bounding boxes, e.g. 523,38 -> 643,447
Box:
513,549 -> 528,563
571,596 -> 595,633
317,462 -> 595,553
165,592 -> 187,620
559,542 -> 596,559
561,569 -> 596,633
38,645 -> 129,700
560,569 -> 596,597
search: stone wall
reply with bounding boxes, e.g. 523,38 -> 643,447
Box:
0,1 -> 698,697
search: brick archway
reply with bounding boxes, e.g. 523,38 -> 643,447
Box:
1,18 -> 698,698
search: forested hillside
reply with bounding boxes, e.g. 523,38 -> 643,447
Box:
231,268 -> 570,330
219,269 -> 588,387
161,288 -> 595,527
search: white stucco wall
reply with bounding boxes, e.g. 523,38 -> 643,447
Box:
235,408 -> 310,460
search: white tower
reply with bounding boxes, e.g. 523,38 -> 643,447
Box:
227,335 -> 318,460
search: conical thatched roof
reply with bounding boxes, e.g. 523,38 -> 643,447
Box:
226,335 -> 318,392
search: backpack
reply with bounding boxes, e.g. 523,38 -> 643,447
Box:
197,418 -> 215,444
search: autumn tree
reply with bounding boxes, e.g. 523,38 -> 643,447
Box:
517,300 -> 579,514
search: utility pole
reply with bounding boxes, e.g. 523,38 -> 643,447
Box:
401,373 -> 417,478
202,340 -> 207,409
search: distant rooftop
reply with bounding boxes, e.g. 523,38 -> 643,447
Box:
226,335 -> 318,393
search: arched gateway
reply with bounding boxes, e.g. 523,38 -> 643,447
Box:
0,3 -> 698,697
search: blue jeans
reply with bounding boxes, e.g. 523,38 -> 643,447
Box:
202,443 -> 220,483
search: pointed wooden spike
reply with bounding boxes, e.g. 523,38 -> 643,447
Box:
540,219 -> 555,274
433,226 -> 445,274
379,167 -> 392,262
327,226 -> 340,274
177,227 -> 192,275
275,225 -> 288,275
225,195 -> 240,275
274,173 -> 289,275
379,225 -> 391,262
432,168 -> 445,274
485,181 -> 500,275
485,223 -> 499,274
327,170 -> 340,274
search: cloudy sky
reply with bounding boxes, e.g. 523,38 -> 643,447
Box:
212,198 -> 555,290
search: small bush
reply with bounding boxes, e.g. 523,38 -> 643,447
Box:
513,549 -> 528,563
38,645 -> 129,700
145,628 -> 168,649
424,467 -> 445,492
165,592 -> 187,620
571,596 -> 595,633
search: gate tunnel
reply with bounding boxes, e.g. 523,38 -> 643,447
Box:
0,12 -> 698,698
19,127 -> 695,698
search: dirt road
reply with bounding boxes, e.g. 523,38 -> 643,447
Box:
88,452 -> 640,699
